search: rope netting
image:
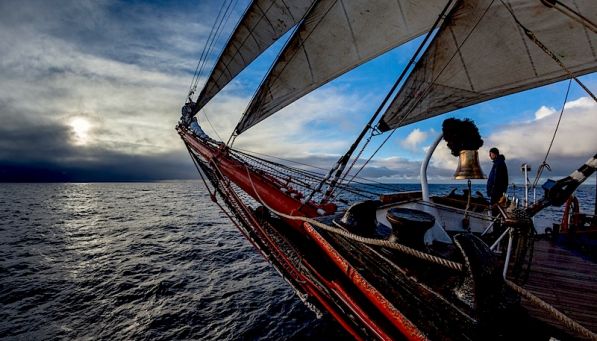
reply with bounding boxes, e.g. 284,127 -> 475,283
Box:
227,148 -> 405,208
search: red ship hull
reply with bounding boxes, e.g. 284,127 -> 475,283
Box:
179,127 -> 426,340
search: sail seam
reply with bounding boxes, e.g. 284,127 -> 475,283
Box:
571,0 -> 596,59
510,0 -> 539,78
395,0 -> 408,31
339,0 -> 360,58
448,26 -> 475,92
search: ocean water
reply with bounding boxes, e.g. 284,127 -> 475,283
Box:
1,182 -> 595,340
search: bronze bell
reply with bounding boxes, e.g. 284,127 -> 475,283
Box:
454,150 -> 485,179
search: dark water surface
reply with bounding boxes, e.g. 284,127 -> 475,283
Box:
1,182 -> 595,339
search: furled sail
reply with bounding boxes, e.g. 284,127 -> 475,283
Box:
193,0 -> 316,114
378,0 -> 597,131
234,0 -> 450,134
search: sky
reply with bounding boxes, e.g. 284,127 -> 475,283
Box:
0,0 -> 595,184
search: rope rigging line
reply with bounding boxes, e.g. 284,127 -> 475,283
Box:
194,0 -> 240,95
333,128 -> 399,202
531,79 -> 572,189
188,0 -> 232,99
326,129 -> 376,201
233,147 -> 404,194
505,279 -> 597,340
184,144 -> 247,233
243,164 -> 464,272
305,0 -> 457,205
229,148 -> 385,201
201,108 -> 223,141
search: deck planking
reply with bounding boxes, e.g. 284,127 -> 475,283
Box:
519,239 -> 597,336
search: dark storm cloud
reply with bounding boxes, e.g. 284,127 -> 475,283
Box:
0,0 -> 222,182
0,112 -> 196,182
0,0 -> 222,74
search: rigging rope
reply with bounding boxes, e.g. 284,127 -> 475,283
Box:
201,108 -> 223,141
303,0 -> 457,206
231,148 -> 391,200
188,0 -> 231,99
243,164 -> 464,271
505,279 -> 597,340
184,144 -> 247,234
335,128 -> 398,202
232,148 -> 404,195
531,79 -> 572,189
195,0 -> 239,94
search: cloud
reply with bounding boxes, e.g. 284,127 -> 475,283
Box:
485,96 -> 597,178
534,105 -> 556,120
0,0 -> 230,181
199,86 -> 373,157
400,128 -> 428,151
0,111 -> 196,182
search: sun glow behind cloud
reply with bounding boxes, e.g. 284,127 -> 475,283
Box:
69,117 -> 92,145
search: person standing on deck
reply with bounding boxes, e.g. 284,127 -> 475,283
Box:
487,147 -> 509,211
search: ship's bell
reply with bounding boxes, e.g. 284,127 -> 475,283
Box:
454,150 -> 485,179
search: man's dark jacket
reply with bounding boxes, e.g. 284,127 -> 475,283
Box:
487,154 -> 508,203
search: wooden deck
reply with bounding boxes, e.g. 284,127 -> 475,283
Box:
520,239 -> 597,336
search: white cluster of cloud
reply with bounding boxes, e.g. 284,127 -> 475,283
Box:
400,128 -> 429,151
486,96 -> 597,176
192,82 -> 375,157
534,105 -> 556,120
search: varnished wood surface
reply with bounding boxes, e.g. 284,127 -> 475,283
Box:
521,239 -> 596,335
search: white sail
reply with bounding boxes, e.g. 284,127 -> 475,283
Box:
379,0 -> 597,131
235,0 -> 450,134
194,0 -> 316,113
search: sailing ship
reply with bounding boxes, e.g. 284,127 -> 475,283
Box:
177,0 -> 597,339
